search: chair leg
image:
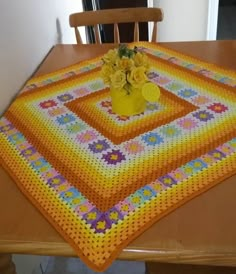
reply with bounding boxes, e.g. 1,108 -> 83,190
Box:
0,254 -> 16,274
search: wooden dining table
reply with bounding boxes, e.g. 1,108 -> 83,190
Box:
0,40 -> 236,274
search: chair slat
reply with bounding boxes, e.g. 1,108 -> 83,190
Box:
94,25 -> 101,44
75,28 -> 83,44
114,23 -> 120,43
70,8 -> 163,26
134,22 -> 139,42
151,22 -> 157,42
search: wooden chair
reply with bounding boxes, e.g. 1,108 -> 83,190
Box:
69,7 -> 164,44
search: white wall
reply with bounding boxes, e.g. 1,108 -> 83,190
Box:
0,0 -> 84,115
153,0 -> 210,42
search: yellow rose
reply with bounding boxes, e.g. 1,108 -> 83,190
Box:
116,57 -> 134,71
110,70 -> 126,90
127,66 -> 148,88
103,49 -> 118,64
133,52 -> 149,69
101,64 -> 113,85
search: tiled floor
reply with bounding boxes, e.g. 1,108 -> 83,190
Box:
43,257 -> 145,274
13,255 -> 42,274
42,258 -> 236,274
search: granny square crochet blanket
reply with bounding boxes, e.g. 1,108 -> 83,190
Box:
0,42 -> 235,271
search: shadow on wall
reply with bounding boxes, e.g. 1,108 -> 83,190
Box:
56,18 -> 62,43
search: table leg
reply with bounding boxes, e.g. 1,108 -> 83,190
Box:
0,254 -> 16,274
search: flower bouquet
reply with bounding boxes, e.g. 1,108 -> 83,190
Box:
101,44 -> 160,116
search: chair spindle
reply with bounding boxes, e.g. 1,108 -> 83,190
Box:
134,22 -> 139,42
75,28 -> 83,44
114,23 -> 120,43
152,22 -> 157,42
94,25 -> 101,44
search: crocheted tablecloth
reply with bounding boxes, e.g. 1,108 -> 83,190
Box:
1,42 -> 236,271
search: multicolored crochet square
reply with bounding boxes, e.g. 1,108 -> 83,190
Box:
0,42 -> 236,272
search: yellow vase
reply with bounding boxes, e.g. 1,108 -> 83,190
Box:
110,85 -> 146,116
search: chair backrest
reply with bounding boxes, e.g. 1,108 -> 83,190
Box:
69,7 -> 164,44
